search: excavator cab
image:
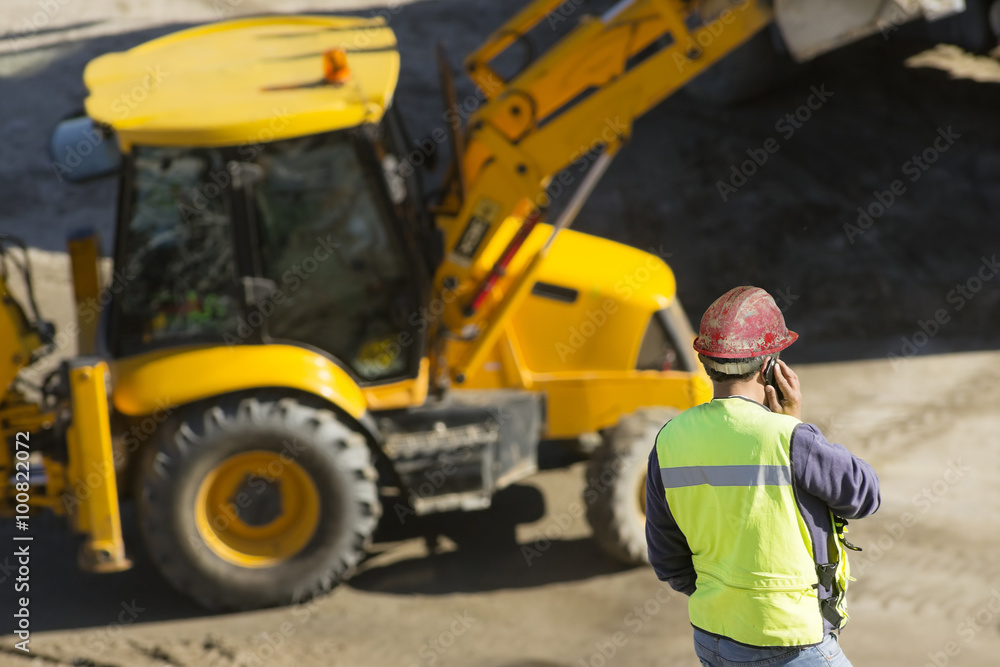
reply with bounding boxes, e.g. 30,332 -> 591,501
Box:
111,119 -> 430,383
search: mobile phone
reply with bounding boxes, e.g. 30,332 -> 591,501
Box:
764,356 -> 784,403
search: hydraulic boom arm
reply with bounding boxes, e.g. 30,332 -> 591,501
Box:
430,0 -> 954,383
432,0 -> 773,381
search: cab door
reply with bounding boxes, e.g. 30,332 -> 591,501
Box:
242,130 -> 427,385
110,145 -> 246,357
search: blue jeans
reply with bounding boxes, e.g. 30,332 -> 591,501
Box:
693,628 -> 854,666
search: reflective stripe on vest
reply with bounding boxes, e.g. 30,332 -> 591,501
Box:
660,464 -> 792,489
655,397 -> 841,647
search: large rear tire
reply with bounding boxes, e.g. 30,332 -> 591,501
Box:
137,393 -> 380,611
584,408 -> 678,565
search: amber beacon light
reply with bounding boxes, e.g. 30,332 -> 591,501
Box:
323,48 -> 351,84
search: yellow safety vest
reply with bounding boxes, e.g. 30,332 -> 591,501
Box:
654,397 -> 850,647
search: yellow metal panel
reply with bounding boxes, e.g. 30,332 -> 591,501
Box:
500,325 -> 534,389
465,0 -> 568,97
0,275 -> 44,392
453,227 -> 712,438
456,342 -> 507,390
458,327 -> 534,391
111,344 -> 367,419
65,361 -> 131,572
363,357 -> 430,411
0,289 -> 25,394
444,225 -> 674,372
514,227 -> 675,373
83,16 -> 399,148
530,372 -> 700,438
690,371 -> 713,405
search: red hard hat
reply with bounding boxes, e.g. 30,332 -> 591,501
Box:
693,286 -> 798,358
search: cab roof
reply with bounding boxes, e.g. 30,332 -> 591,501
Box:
83,16 -> 400,149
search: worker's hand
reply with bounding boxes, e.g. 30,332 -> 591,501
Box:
766,360 -> 802,420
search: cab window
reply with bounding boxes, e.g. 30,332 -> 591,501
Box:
113,146 -> 241,355
250,132 -> 420,382
636,305 -> 693,372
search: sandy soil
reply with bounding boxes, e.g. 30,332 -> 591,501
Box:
2,1 -> 1000,666
1,350 -> 999,667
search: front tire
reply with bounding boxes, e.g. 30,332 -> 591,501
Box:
137,393 -> 380,611
584,408 -> 678,565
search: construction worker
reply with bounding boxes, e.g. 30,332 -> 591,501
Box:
645,286 -> 880,666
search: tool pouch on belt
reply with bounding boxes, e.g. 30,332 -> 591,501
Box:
816,513 -> 861,629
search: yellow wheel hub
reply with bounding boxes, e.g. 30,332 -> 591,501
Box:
195,450 -> 321,568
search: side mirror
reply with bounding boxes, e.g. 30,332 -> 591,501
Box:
50,114 -> 122,183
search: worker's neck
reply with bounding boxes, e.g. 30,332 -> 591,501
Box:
713,379 -> 766,406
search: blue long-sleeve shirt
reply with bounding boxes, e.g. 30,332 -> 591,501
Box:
645,397 -> 881,635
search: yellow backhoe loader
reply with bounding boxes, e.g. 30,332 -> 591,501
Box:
2,0 -> 966,610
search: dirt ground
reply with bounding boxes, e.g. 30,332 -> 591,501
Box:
2,0 -> 1000,665
2,350 -> 1000,667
